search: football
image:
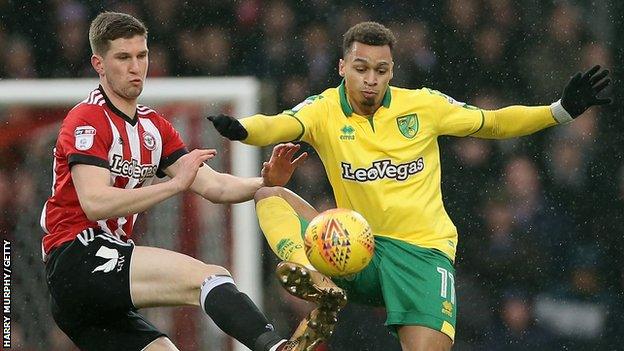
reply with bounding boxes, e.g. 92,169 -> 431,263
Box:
304,208 -> 375,277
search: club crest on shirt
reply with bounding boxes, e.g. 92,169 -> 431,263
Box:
396,114 -> 418,139
142,131 -> 156,150
74,126 -> 96,151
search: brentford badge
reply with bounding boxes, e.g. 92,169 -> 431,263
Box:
142,131 -> 156,150
74,126 -> 96,151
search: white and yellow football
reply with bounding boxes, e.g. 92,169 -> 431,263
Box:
304,208 -> 375,277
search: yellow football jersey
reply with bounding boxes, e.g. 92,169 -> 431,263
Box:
241,81 -> 557,261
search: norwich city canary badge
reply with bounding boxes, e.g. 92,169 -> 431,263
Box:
396,114 -> 418,139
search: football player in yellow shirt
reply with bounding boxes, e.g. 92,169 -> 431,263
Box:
209,22 -> 611,350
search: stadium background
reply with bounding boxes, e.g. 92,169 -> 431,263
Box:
2,0 -> 623,350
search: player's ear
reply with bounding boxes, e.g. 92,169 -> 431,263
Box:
338,59 -> 345,77
91,54 -> 104,75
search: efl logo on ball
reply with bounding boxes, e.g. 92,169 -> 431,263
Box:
304,208 -> 374,277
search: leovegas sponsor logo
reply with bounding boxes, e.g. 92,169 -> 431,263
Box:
110,154 -> 157,180
341,158 -> 424,182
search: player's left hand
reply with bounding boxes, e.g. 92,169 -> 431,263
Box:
261,143 -> 308,187
561,65 -> 612,118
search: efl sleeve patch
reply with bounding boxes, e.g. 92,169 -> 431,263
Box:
445,95 -> 464,106
74,126 -> 97,151
289,95 -> 322,114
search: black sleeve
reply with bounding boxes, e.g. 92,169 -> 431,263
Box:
156,147 -> 188,178
68,154 -> 110,169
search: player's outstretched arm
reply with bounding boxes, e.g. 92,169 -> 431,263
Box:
172,143 -> 306,203
73,149 -> 216,221
470,65 -> 611,139
208,113 -> 303,146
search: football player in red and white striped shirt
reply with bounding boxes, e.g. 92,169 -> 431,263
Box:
41,11 -> 309,351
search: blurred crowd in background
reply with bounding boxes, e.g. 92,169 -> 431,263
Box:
2,0 -> 623,350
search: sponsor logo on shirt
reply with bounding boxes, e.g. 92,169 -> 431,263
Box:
110,154 -> 157,180
341,158 -> 424,182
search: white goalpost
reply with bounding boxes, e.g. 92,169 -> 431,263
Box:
0,77 -> 263,351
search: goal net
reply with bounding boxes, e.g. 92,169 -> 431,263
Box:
1,77 -> 262,351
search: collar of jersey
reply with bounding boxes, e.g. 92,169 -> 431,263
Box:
99,85 -> 139,126
338,79 -> 392,117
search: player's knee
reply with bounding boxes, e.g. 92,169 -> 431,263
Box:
204,264 -> 231,278
199,265 -> 237,310
254,186 -> 285,203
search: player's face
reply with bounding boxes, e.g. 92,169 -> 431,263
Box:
339,42 -> 393,115
93,35 -> 148,101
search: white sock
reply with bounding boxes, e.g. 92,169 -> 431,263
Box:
199,274 -> 236,311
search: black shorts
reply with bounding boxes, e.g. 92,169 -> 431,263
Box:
45,228 -> 166,350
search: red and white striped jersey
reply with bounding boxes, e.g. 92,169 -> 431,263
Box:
40,86 -> 187,255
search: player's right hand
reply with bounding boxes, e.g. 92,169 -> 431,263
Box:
207,114 -> 248,140
172,149 -> 217,191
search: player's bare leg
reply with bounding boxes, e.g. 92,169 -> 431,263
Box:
130,242 -> 348,314
130,245 -> 229,307
255,186 -> 347,347
398,326 -> 453,351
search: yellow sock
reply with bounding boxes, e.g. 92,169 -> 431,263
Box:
256,196 -> 313,268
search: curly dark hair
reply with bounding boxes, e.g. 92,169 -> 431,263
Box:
342,21 -> 396,56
